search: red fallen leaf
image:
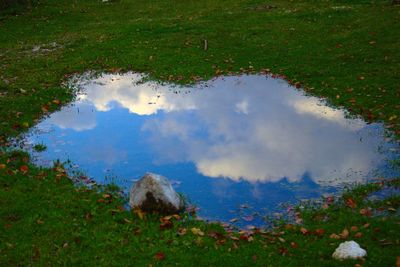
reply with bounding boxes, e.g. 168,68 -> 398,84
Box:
315,229 -> 325,236
354,232 -> 363,238
290,242 -> 299,248
373,227 -> 380,233
208,231 -> 224,240
363,223 -> 370,228
360,208 -> 372,217
239,235 -> 253,242
20,165 -> 29,173
278,247 -> 289,256
160,220 -> 173,230
300,227 -> 308,235
154,251 -> 165,261
52,99 -> 61,105
351,226 -> 359,232
376,206 -> 385,212
346,198 -> 357,209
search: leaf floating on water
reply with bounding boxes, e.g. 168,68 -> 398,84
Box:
230,218 -> 239,223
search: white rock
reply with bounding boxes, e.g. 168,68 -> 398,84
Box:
332,241 -> 367,260
129,173 -> 184,214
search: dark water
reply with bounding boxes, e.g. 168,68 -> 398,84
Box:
23,73 -> 399,226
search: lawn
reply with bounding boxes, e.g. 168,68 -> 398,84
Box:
0,0 -> 399,265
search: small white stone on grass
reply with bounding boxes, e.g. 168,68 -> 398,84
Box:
332,241 -> 367,260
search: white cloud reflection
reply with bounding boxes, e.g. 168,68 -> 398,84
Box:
52,73 -> 386,184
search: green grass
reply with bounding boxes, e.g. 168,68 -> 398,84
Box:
0,151 -> 399,266
0,0 -> 399,265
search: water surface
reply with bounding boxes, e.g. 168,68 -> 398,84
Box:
23,73 -> 399,225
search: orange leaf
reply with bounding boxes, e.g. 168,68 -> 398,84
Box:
20,165 -> 29,173
160,220 -> 173,230
330,233 -> 340,239
340,229 -> 349,239
300,227 -> 308,235
346,198 -> 357,209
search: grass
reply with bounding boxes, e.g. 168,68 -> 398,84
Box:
0,0 -> 399,265
0,151 -> 399,266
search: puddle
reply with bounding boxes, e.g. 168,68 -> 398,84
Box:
22,73 -> 399,226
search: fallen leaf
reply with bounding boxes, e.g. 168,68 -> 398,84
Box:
230,218 -> 239,223
290,242 -> 299,248
300,227 -> 308,235
154,251 -> 165,261
360,208 -> 372,217
278,247 -> 288,256
354,232 -> 363,238
340,229 -> 349,239
177,228 -> 187,236
346,198 -> 357,209
191,227 -> 204,236
134,208 -> 145,220
242,215 -> 254,222
160,220 -> 173,230
315,229 -> 325,236
0,164 -> 6,169
330,233 -> 340,239
20,165 -> 29,173
351,226 -> 359,232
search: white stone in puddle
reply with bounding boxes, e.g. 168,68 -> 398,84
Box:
332,241 -> 367,260
129,173 -> 183,214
